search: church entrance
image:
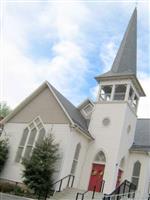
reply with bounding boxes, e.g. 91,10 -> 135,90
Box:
88,163 -> 105,192
116,169 -> 123,188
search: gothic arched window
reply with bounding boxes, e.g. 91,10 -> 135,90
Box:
131,161 -> 141,188
15,117 -> 45,162
70,143 -> 81,175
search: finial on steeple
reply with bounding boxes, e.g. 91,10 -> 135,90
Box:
135,0 -> 138,8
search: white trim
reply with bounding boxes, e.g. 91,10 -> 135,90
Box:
82,103 -> 93,116
2,81 -> 93,140
96,85 -> 101,102
93,161 -> 106,165
77,98 -> 94,109
2,81 -> 74,126
93,150 -> 107,163
72,124 -> 94,140
97,75 -> 145,96
15,116 -> 46,163
100,79 -> 132,86
125,84 -> 130,101
110,84 -> 115,101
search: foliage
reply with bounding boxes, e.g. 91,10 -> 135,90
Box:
0,182 -> 23,194
0,181 -> 36,198
22,134 -> 59,199
0,102 -> 11,118
0,139 -> 9,173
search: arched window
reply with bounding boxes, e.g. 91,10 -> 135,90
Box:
131,161 -> 141,187
15,127 -> 29,162
94,151 -> 106,163
15,117 -> 45,162
37,128 -> 46,144
70,143 -> 81,175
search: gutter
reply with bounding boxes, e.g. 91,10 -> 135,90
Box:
71,123 -> 94,141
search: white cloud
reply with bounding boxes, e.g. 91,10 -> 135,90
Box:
99,40 -> 118,72
3,42 -> 38,108
1,1 -> 149,120
138,76 -> 150,118
90,85 -> 99,100
2,1 -> 92,108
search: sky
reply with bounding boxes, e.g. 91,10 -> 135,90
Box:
0,0 -> 149,118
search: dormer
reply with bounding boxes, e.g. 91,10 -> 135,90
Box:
78,99 -> 94,119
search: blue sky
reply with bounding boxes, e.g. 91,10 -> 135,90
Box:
1,0 -> 150,117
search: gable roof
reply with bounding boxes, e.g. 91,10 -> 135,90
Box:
77,98 -> 94,110
131,119 -> 150,152
2,81 -> 93,140
47,83 -> 92,138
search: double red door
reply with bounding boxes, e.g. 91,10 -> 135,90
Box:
88,163 -> 105,192
116,169 -> 123,188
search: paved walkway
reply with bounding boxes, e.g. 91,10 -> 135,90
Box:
0,193 -> 34,200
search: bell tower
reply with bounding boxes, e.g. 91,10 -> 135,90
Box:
88,8 -> 145,193
95,8 -> 145,111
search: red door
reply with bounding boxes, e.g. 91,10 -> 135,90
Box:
88,163 -> 105,192
116,169 -> 123,188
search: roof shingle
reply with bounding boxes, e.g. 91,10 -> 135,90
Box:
131,119 -> 150,152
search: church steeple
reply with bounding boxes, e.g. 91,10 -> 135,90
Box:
96,8 -> 137,79
111,8 -> 137,75
95,8 -> 145,113
95,8 -> 145,101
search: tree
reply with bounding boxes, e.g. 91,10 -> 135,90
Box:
0,139 -> 9,173
22,134 -> 59,200
0,102 -> 11,119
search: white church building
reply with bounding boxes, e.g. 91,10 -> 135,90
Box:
1,8 -> 150,199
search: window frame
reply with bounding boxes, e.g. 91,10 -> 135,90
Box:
15,116 -> 45,163
94,151 -> 106,164
131,161 -> 141,188
70,143 -> 81,175
113,84 -> 127,101
99,85 -> 113,101
82,103 -> 93,116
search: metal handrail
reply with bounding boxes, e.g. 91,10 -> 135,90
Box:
103,191 -> 136,200
103,179 -> 136,200
76,180 -> 105,200
51,174 -> 75,193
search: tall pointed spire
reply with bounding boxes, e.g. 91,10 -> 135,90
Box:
96,8 -> 137,79
111,7 -> 137,75
95,8 -> 145,97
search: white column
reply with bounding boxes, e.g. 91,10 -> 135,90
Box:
96,85 -> 101,102
125,84 -> 130,101
135,98 -> 139,112
131,93 -> 136,109
110,85 -> 115,101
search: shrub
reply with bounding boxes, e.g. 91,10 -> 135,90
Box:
22,134 -> 59,200
0,139 -> 9,173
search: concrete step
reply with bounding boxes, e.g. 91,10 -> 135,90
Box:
52,187 -> 84,199
51,187 -> 104,200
